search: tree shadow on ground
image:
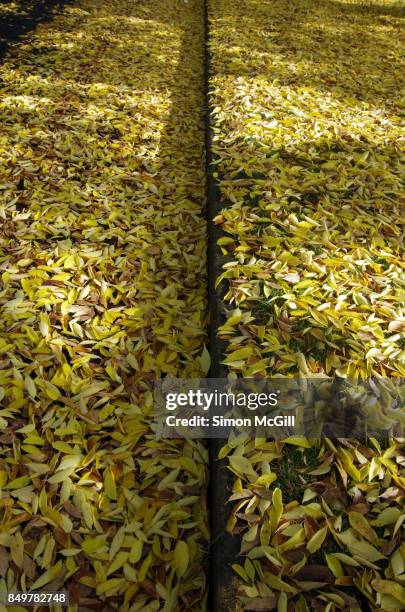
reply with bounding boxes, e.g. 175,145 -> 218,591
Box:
209,0 -> 404,109
0,0 -> 72,60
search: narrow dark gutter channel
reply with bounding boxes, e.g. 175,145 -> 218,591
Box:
204,1 -> 241,610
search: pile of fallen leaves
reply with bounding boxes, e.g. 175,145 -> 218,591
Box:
210,0 -> 404,380
221,436 -> 405,611
208,0 -> 405,608
0,0 -> 208,609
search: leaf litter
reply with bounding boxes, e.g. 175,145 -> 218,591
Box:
0,0 -> 208,609
209,0 -> 405,609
